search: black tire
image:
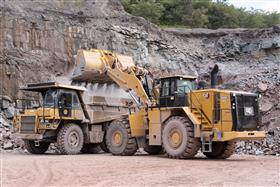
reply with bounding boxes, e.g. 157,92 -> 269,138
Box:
106,119 -> 138,156
144,145 -> 163,155
57,123 -> 84,155
203,141 -> 235,159
24,140 -> 50,154
162,116 -> 200,159
81,143 -> 102,154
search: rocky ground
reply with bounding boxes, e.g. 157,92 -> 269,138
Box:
2,153 -> 279,186
0,0 -> 279,155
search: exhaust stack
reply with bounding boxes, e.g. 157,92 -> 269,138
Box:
211,64 -> 219,88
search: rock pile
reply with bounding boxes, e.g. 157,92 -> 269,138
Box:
236,129 -> 280,156
0,96 -> 24,152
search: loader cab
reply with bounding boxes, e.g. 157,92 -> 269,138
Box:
159,75 -> 197,107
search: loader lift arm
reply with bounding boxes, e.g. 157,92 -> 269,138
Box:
73,49 -> 152,106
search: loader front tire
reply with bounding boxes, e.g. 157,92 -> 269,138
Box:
203,141 -> 235,159
57,123 -> 84,155
162,116 -> 200,159
106,119 -> 138,156
24,140 -> 50,154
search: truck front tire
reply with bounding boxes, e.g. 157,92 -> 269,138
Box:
24,140 -> 50,154
57,123 -> 84,155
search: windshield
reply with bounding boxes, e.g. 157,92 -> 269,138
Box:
44,89 -> 57,107
177,79 -> 196,93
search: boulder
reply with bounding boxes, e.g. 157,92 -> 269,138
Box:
258,82 -> 268,92
0,116 -> 11,128
3,141 -> 13,150
260,101 -> 273,113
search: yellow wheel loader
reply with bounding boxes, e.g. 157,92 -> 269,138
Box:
70,49 -> 265,159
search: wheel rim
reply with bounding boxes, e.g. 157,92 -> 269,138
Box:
68,131 -> 80,147
112,130 -> 122,146
168,128 -> 183,149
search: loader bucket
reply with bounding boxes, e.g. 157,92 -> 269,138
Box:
72,50 -> 109,82
72,49 -> 135,83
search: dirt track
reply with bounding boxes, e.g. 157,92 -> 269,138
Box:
1,152 -> 279,187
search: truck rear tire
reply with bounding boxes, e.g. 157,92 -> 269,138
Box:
144,145 -> 163,155
24,140 -> 50,154
203,141 -> 235,159
106,119 -> 138,156
162,116 -> 200,159
57,123 -> 84,155
81,143 -> 102,154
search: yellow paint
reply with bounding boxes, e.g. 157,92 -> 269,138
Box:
213,131 -> 265,141
148,108 -> 161,145
129,110 -> 146,137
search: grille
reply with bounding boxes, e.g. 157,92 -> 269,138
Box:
20,116 -> 36,133
232,94 -> 261,131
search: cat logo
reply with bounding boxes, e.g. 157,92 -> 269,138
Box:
203,93 -> 209,99
63,109 -> 68,115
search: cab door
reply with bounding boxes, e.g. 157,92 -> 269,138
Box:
58,92 -> 72,117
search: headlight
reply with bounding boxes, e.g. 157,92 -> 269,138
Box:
244,107 -> 254,116
40,119 -> 49,123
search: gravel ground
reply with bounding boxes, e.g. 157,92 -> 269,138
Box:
1,153 -> 279,187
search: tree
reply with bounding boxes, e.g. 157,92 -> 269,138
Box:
121,0 -> 280,29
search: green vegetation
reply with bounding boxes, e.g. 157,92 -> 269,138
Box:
121,0 -> 280,29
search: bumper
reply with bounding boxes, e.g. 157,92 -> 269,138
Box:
13,133 -> 43,140
214,131 -> 266,141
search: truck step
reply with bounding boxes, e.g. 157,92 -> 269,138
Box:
201,136 -> 212,153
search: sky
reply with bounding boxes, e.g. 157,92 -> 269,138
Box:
227,0 -> 280,13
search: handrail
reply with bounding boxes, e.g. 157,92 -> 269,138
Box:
180,85 -> 212,126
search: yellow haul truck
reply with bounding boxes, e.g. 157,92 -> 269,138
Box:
71,49 -> 265,159
13,82 -> 135,154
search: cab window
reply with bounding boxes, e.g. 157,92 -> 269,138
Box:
44,90 -> 57,107
59,93 -> 72,108
161,79 -> 170,97
177,79 -> 196,93
72,94 -> 80,108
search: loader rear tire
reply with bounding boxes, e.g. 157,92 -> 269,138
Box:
162,116 -> 200,159
57,123 -> 84,155
106,119 -> 138,156
144,145 -> 163,155
203,141 -> 235,159
81,143 -> 102,154
24,140 -> 50,154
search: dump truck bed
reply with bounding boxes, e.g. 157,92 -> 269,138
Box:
84,96 -> 136,124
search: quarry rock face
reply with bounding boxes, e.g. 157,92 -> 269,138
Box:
0,0 -> 279,155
